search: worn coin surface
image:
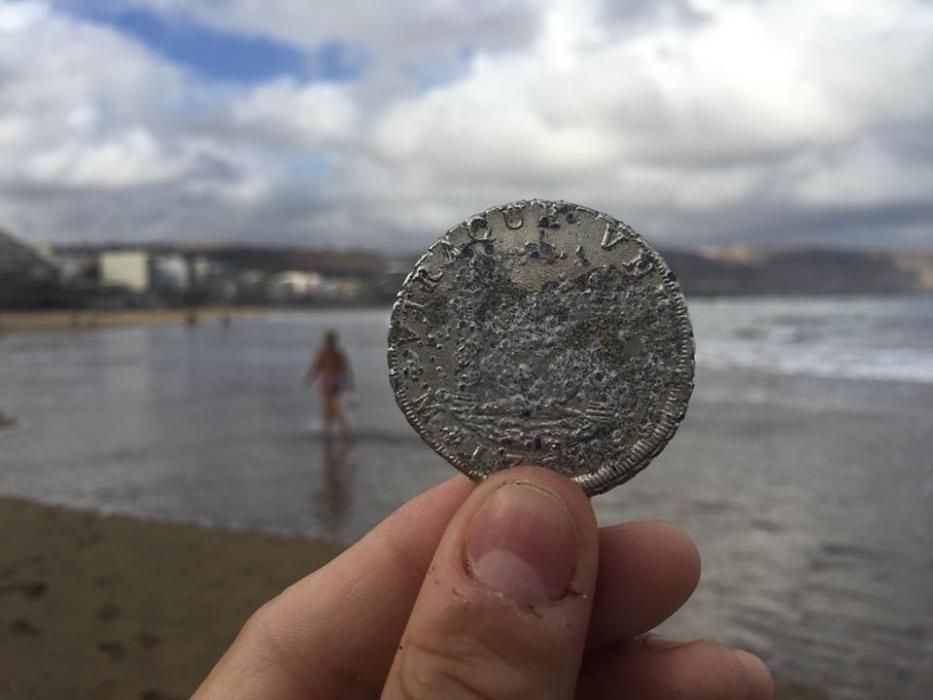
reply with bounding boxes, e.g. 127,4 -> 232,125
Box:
388,200 -> 694,496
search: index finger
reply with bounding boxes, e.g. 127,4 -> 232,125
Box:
194,475 -> 475,699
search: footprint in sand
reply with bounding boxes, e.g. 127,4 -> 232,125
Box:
23,581 -> 47,599
10,619 -> 40,636
138,631 -> 161,650
97,640 -> 125,661
0,580 -> 47,599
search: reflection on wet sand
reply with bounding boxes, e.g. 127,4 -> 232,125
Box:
0,411 -> 16,429
309,434 -> 355,538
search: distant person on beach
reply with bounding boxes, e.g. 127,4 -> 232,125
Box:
193,466 -> 773,699
305,330 -> 352,438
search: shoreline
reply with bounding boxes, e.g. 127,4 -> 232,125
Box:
0,305 -> 398,336
0,307 -> 265,336
0,495 -> 824,699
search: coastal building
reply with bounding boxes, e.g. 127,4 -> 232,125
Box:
187,255 -> 237,303
0,226 -> 61,308
150,254 -> 190,297
57,250 -> 101,289
268,270 -> 324,303
99,250 -> 151,293
330,277 -> 371,302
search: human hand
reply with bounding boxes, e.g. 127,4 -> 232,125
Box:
193,466 -> 773,699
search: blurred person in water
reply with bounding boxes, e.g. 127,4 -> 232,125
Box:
305,330 -> 353,439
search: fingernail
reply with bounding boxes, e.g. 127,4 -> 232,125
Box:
733,650 -> 775,699
465,481 -> 578,605
640,633 -> 694,651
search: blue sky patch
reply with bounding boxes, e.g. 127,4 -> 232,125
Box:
307,40 -> 369,83
404,46 -> 475,91
69,5 -> 364,85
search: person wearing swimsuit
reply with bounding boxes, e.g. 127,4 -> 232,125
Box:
306,330 -> 352,439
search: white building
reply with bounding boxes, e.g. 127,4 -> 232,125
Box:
100,251 -> 150,293
269,270 -> 324,302
150,254 -> 190,294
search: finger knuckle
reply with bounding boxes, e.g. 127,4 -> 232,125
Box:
392,633 -> 527,700
237,598 -> 293,668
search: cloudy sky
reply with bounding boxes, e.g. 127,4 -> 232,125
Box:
1,0 -> 932,253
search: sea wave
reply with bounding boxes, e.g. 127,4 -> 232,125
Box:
697,339 -> 933,384
690,297 -> 933,384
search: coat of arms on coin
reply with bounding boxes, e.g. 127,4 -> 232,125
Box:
388,200 -> 695,495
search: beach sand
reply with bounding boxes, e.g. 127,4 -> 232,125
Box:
0,307 -> 264,336
0,496 -> 823,699
0,497 -> 341,700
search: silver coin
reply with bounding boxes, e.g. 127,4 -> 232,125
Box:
387,200 -> 694,496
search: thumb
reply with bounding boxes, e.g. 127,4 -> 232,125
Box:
381,466 -> 598,699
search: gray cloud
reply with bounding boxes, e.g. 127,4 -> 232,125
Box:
2,0 -> 932,253
80,0 -> 542,66
600,0 -> 712,31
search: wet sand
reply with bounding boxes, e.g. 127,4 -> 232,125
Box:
0,307 -> 263,335
0,496 -> 822,699
0,497 -> 342,700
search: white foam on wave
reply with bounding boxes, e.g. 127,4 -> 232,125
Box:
689,297 -> 933,384
697,339 -> 933,384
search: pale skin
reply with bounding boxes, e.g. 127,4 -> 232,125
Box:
305,333 -> 352,438
194,466 -> 774,699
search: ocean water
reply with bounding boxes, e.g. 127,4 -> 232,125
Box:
693,296 -> 933,384
1,296 -> 932,699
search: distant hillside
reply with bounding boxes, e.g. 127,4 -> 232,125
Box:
360,245 -> 933,297
39,239 -> 933,297
0,228 -> 55,279
52,242 -> 386,279
180,244 -> 386,278
661,247 -> 933,296
0,227 -> 62,307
